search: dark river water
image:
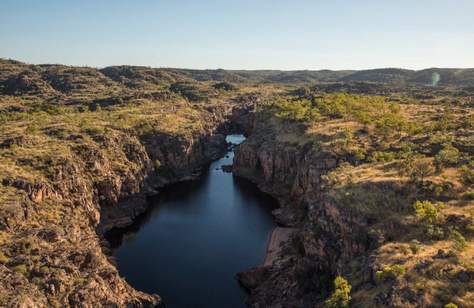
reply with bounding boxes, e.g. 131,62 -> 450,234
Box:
110,135 -> 277,308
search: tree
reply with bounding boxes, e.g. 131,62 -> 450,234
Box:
402,156 -> 434,183
414,201 -> 440,225
325,276 -> 352,308
414,200 -> 444,239
435,144 -> 460,170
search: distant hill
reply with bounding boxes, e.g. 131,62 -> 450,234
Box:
1,58 -> 474,96
409,68 -> 474,86
168,67 -> 474,86
340,68 -> 414,84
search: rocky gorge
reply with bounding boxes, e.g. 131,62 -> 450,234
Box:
233,97 -> 474,307
1,59 -> 473,307
0,80 -> 258,306
1,116 -> 231,306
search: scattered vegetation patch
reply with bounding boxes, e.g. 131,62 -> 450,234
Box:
324,276 -> 352,308
376,264 -> 406,281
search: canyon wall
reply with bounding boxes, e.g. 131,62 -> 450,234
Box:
0,104 -> 239,307
233,117 -> 391,307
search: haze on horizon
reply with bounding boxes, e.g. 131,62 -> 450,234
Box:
1,0 -> 473,70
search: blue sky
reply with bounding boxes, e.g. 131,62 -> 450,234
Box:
0,0 -> 473,70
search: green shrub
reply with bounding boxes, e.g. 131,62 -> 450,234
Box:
460,161 -> 474,185
376,264 -> 406,281
462,191 -> 474,200
39,265 -> 50,275
426,224 -> 445,239
409,240 -> 421,254
31,277 -> 43,285
352,148 -> 366,162
370,151 -> 396,163
414,201 -> 441,225
332,128 -> 355,155
426,181 -> 453,198
413,200 -> 444,238
435,144 -> 460,170
273,98 -> 320,122
450,228 -> 467,252
444,303 -> 458,308
292,86 -> 311,97
374,113 -> 407,139
324,276 -> 351,308
434,113 -> 456,132
402,156 -> 434,183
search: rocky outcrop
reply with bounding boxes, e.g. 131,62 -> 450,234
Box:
232,121 -> 380,307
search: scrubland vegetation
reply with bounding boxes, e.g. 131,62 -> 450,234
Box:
252,85 -> 473,307
0,58 -> 473,307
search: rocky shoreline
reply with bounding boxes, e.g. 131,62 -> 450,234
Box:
231,114 -> 359,307
98,132 -> 228,235
0,99 -> 251,306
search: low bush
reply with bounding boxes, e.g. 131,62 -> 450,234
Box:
369,151 -> 397,163
413,200 -> 445,239
413,201 -> 441,225
376,264 -> 406,281
449,228 -> 467,252
409,239 -> 421,254
324,276 -> 351,308
153,159 -> 161,170
460,161 -> 474,185
461,191 -> 474,200
435,144 -> 460,170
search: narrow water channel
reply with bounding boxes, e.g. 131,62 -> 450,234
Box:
109,135 -> 277,308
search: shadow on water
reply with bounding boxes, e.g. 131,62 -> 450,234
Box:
107,135 -> 277,308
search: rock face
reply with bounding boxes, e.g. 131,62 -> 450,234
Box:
0,103 -> 242,306
232,119 -> 380,307
98,131 -> 228,233
233,138 -> 334,306
0,54 -> 267,308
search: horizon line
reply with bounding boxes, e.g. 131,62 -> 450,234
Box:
2,57 -> 473,72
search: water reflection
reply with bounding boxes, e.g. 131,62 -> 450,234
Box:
109,135 -> 277,308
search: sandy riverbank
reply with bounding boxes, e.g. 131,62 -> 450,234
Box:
264,227 -> 296,266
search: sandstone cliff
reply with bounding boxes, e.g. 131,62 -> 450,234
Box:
233,103 -> 474,307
